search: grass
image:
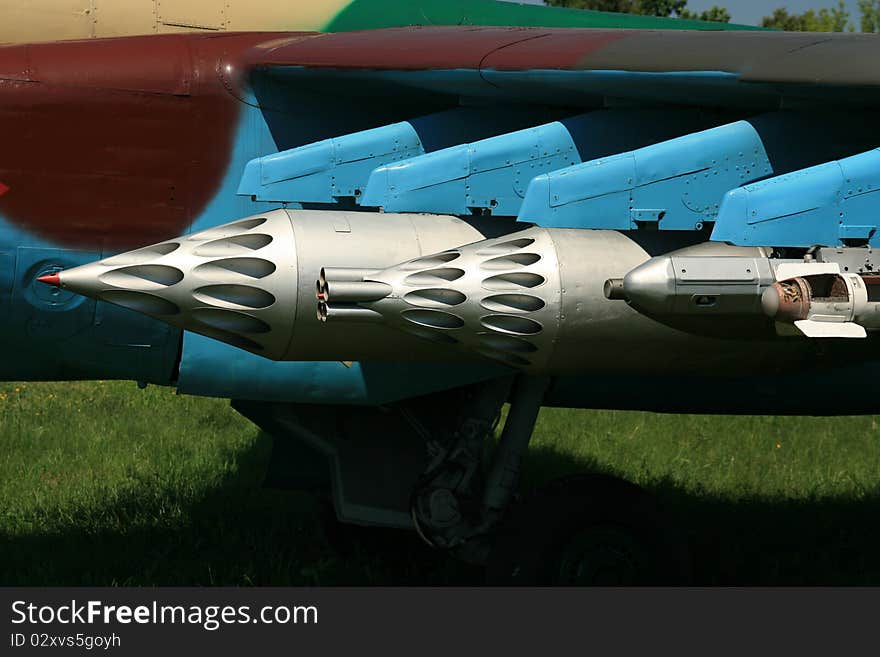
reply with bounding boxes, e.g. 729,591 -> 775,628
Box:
2,380 -> 880,585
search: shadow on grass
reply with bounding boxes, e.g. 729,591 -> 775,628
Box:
3,433 -> 880,585
523,444 -> 880,586
0,431 -> 478,586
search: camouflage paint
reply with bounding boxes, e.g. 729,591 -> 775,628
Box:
0,0 -> 761,45
324,0 -> 760,32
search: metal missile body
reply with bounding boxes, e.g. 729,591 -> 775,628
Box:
606,249 -> 880,339
44,208 -> 689,374
46,206 -> 880,377
602,246 -> 782,339
40,209 -> 494,362
43,212 -> 300,356
314,228 -> 817,372
619,247 -> 776,316
318,226 -> 565,370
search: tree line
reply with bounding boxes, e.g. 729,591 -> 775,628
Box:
544,0 -> 880,31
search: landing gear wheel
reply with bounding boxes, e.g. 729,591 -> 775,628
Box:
486,474 -> 690,585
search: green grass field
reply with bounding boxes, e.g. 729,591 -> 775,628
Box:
3,380 -> 880,585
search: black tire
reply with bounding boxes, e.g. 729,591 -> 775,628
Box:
485,474 -> 690,585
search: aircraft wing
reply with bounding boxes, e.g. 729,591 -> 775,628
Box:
243,26 -> 880,90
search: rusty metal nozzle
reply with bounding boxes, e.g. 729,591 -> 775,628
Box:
761,277 -> 811,322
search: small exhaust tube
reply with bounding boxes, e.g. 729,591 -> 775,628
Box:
319,303 -> 384,323
325,280 -> 392,304
603,278 -> 627,301
319,267 -> 381,287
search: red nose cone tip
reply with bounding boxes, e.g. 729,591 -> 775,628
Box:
37,273 -> 62,286
0,182 -> 8,197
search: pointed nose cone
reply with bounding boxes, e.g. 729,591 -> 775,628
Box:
37,273 -> 62,286
622,256 -> 676,316
34,210 -> 300,360
40,259 -> 121,299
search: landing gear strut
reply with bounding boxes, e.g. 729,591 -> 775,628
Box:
237,376 -> 688,584
410,375 -> 549,563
